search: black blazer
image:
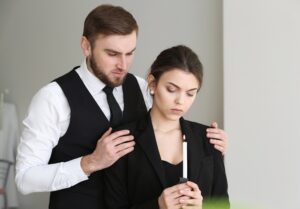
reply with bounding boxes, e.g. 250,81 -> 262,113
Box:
104,113 -> 229,209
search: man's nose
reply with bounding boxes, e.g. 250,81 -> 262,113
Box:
117,56 -> 127,70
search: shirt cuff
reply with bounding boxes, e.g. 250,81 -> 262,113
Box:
63,157 -> 89,182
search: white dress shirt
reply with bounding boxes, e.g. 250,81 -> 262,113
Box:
15,60 -> 152,194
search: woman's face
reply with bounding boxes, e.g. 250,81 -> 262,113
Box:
151,68 -> 199,121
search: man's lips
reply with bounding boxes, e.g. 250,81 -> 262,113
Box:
112,70 -> 125,77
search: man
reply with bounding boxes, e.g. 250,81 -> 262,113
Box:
15,4 -> 228,209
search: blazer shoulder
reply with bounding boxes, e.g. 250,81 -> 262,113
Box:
184,120 -> 217,154
186,120 -> 209,135
114,120 -> 139,135
114,115 -> 148,137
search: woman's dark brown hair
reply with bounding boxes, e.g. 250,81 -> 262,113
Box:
150,45 -> 203,88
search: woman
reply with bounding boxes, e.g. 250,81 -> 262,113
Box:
104,45 -> 229,209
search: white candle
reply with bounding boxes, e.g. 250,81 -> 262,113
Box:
182,135 -> 187,179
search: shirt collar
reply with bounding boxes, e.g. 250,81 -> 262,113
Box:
76,59 -> 122,96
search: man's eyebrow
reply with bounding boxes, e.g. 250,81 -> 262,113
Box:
104,48 -> 136,54
127,48 -> 136,54
104,49 -> 120,54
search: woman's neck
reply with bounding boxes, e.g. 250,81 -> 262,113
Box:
150,108 -> 180,133
150,107 -> 183,165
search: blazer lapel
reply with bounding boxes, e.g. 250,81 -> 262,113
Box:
180,118 -> 205,182
136,114 -> 167,188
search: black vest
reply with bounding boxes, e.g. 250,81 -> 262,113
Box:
48,67 -> 147,209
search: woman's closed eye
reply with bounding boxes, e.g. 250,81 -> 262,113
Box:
166,86 -> 177,93
186,89 -> 198,97
186,92 -> 195,97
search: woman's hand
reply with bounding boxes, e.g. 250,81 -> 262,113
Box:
158,183 -> 191,209
207,122 -> 228,155
179,181 -> 202,209
158,181 -> 202,209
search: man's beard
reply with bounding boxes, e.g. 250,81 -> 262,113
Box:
89,54 -> 127,87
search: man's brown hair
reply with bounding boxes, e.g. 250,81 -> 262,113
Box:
83,4 -> 138,46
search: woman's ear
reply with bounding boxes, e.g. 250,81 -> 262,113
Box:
80,36 -> 91,57
147,74 -> 156,95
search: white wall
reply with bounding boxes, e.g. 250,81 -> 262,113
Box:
0,1 -> 223,208
224,0 -> 300,209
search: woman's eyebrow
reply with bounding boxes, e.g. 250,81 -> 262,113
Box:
167,82 -> 198,91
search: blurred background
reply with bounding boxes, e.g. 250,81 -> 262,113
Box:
0,0 -> 299,209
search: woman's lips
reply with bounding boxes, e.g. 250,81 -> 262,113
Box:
170,108 -> 183,114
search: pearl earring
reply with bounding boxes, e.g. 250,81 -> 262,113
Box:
150,90 -> 154,95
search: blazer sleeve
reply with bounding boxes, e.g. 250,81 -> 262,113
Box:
104,156 -> 160,209
208,148 -> 230,208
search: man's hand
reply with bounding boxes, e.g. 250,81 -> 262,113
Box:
206,122 -> 228,155
81,128 -> 135,175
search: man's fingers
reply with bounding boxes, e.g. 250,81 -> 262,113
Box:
206,128 -> 222,135
206,128 -> 228,143
102,129 -> 131,142
113,135 -> 134,146
206,129 -> 224,139
110,129 -> 131,139
210,139 -> 224,146
115,141 -> 135,153
214,145 -> 225,154
210,121 -> 218,129
207,132 -> 223,141
102,127 -> 113,138
210,138 -> 226,154
116,146 -> 134,158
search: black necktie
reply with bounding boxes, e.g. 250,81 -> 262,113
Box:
103,86 -> 122,127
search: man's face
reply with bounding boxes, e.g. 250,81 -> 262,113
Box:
85,31 -> 137,87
